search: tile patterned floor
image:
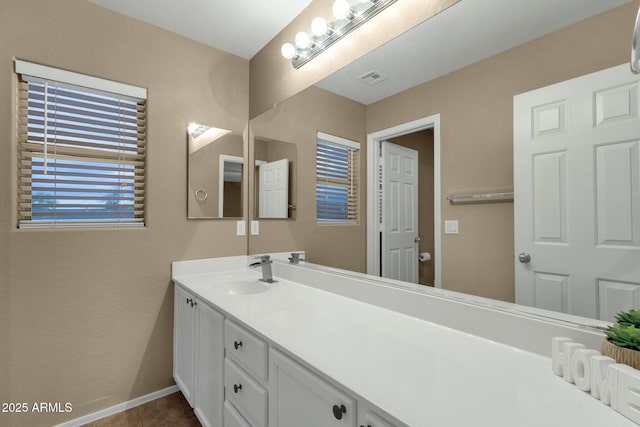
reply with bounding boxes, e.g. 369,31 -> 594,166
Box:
82,392 -> 200,427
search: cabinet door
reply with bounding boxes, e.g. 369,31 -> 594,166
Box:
174,285 -> 196,406
195,301 -> 224,427
357,406 -> 400,427
224,400 -> 251,427
270,349 -> 355,427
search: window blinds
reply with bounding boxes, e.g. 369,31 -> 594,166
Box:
316,133 -> 359,223
17,62 -> 147,228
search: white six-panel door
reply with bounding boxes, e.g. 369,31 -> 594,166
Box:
382,141 -> 419,283
514,63 -> 640,321
259,159 -> 289,218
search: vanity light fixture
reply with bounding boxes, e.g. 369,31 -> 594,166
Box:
281,0 -> 398,69
188,123 -> 210,139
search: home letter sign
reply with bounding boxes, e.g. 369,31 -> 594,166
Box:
552,337 -> 640,424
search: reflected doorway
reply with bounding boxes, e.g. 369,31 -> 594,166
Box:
367,114 -> 442,287
382,133 -> 435,286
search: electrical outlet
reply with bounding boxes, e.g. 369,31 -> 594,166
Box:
445,220 -> 459,235
236,221 -> 246,236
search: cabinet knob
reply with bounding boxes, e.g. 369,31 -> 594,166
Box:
234,340 -> 243,350
332,404 -> 346,420
233,384 -> 242,393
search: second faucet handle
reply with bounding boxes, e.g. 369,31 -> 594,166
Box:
289,252 -> 305,264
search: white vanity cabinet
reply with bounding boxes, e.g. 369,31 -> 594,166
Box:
357,405 -> 400,427
225,400 -> 252,427
173,285 -> 224,427
224,319 -> 269,427
174,285 -> 196,404
174,282 -> 406,427
225,319 -> 268,382
269,348 -> 356,427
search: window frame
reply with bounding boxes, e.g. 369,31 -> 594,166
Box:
15,60 -> 147,229
315,132 -> 360,225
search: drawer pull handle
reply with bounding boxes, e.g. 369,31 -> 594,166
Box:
186,298 -> 192,305
332,404 -> 346,420
233,383 -> 242,393
234,340 -> 243,350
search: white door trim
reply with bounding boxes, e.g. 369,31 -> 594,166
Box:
366,114 -> 442,287
219,154 -> 244,217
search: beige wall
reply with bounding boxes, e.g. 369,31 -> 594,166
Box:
249,0 -> 460,118
248,86 -> 366,272
389,130 -> 435,286
1,1 -> 248,426
366,2 -> 638,301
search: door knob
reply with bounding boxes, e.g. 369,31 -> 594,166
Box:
414,236 -> 421,243
518,253 -> 531,263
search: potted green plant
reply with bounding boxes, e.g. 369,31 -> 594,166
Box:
602,309 -> 640,370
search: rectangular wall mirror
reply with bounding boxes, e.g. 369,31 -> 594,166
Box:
247,0 -> 638,326
253,136 -> 296,219
188,124 -> 244,219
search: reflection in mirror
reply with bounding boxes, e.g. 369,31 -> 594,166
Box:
187,124 -> 244,219
254,137 -> 296,219
248,0 -> 639,324
248,87 -> 365,270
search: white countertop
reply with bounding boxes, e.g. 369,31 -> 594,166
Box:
173,260 -> 634,427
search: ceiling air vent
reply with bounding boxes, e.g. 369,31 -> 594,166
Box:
357,69 -> 387,86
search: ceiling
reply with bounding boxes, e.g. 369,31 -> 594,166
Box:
316,0 -> 631,104
88,0 -> 314,59
88,0 -> 632,105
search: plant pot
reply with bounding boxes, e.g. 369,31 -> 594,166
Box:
601,338 -> 640,370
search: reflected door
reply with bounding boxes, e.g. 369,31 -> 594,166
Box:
514,63 -> 640,321
259,159 -> 289,218
382,141 -> 418,283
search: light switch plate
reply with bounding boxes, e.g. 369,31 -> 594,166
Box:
445,220 -> 459,234
236,221 -> 246,236
250,220 -> 259,235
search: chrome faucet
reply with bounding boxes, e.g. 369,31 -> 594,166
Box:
249,255 -> 276,283
288,252 -> 305,265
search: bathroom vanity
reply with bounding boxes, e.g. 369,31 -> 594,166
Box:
172,255 -> 636,427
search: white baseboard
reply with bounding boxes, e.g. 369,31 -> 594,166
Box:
54,385 -> 180,427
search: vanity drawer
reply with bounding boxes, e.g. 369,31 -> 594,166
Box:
224,400 -> 251,427
225,358 -> 267,427
225,319 -> 268,381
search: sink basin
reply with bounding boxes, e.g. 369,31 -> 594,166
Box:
215,279 -> 271,296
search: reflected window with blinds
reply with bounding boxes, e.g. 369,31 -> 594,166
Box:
316,132 -> 359,223
15,60 -> 147,228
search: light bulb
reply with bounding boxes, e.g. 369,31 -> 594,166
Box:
295,31 -> 311,49
281,43 -> 296,59
332,0 -> 351,20
311,17 -> 328,37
